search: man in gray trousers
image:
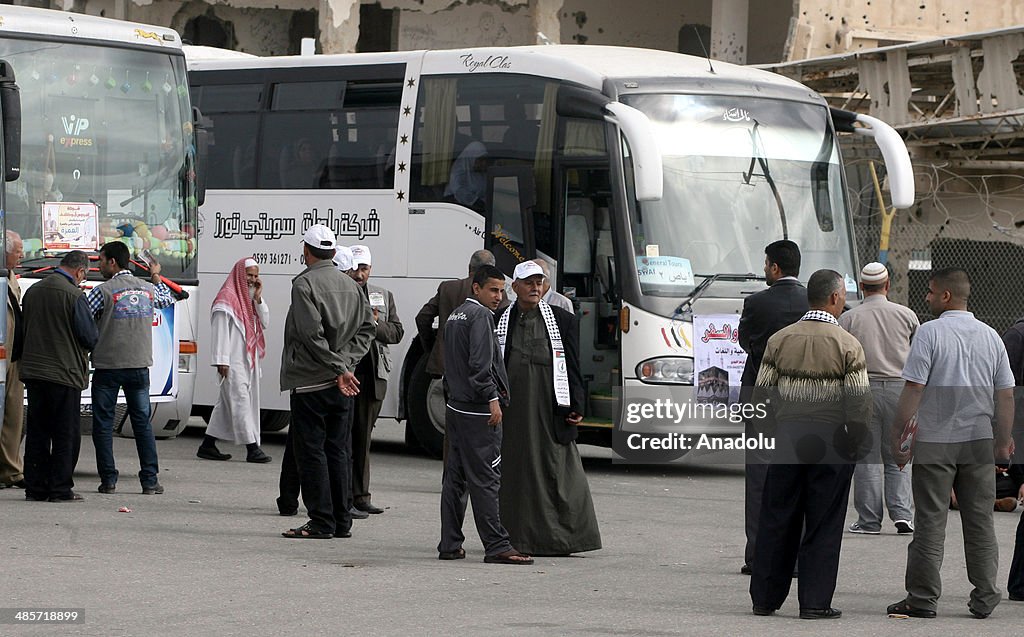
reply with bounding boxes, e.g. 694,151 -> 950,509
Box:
438,264 -> 533,565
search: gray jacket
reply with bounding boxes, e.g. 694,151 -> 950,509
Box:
280,260 -> 375,391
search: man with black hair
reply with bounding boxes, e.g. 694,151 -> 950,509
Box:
87,241 -> 178,496
739,239 -> 809,575
749,269 -> 870,620
438,264 -> 532,565
21,250 -> 98,502
887,268 -> 1014,619
279,225 -> 374,539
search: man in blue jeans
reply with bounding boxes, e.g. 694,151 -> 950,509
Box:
87,241 -> 178,495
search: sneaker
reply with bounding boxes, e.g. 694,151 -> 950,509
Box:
849,522 -> 880,534
97,483 -> 116,494
142,483 -> 164,495
894,520 -> 914,534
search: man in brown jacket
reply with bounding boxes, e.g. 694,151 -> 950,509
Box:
749,269 -> 871,620
415,249 -> 497,377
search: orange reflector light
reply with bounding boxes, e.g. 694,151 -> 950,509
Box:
620,306 -> 630,334
179,340 -> 198,354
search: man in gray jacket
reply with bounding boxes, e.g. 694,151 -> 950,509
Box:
438,264 -> 532,565
280,224 -> 374,539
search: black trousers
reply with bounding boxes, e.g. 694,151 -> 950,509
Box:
284,388 -> 353,535
750,462 -> 854,611
351,387 -> 383,504
743,419 -> 773,565
1010,510 -> 1024,598
438,405 -> 513,557
23,380 -> 82,500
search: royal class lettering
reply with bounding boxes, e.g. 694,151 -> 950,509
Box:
459,54 -> 512,72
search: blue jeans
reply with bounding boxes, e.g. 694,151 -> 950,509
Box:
91,368 -> 159,488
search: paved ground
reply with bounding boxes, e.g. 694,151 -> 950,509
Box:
3,419 -> 1023,636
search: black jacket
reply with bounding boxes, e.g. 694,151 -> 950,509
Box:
443,298 -> 510,409
501,302 -> 585,444
1001,317 -> 1024,444
738,278 -> 808,398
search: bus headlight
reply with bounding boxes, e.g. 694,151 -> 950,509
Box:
636,357 -> 694,385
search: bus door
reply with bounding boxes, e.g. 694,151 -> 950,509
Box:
484,165 -> 536,277
557,163 -> 620,431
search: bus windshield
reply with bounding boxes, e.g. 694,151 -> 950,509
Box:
1,39 -> 196,279
621,93 -> 855,298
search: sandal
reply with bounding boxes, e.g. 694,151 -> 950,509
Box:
281,523 -> 332,539
886,600 -> 936,618
484,550 -> 534,565
438,548 -> 466,560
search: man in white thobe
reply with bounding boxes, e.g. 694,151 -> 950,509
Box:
197,258 -> 271,463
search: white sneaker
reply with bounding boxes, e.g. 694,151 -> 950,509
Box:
849,522 -> 880,534
894,520 -> 914,534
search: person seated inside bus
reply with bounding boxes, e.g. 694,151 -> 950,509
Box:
499,103 -> 538,163
443,141 -> 489,212
279,138 -> 321,189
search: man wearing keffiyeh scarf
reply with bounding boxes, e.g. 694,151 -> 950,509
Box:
197,257 -> 271,463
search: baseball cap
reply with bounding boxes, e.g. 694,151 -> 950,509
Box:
350,244 -> 371,267
860,261 -> 889,284
513,260 -> 545,280
301,224 -> 336,250
333,246 -> 354,271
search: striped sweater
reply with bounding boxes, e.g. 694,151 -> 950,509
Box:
754,318 -> 872,427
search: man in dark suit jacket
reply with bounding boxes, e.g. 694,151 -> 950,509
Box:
346,245 -> 404,516
416,249 -> 498,378
739,240 -> 808,575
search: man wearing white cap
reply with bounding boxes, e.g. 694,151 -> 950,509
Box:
343,245 -> 404,516
839,261 -> 920,535
495,260 -> 600,555
279,224 -> 374,539
198,257 -> 271,463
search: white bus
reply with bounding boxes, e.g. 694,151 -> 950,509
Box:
187,45 -> 913,457
1,6 -> 203,438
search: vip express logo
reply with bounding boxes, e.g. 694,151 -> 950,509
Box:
59,115 -> 93,149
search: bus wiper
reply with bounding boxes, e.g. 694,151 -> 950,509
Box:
743,120 -> 788,238
673,272 -> 765,318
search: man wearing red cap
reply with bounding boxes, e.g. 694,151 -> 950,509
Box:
198,258 -> 272,463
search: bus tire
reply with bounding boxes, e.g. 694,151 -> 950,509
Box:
407,355 -> 445,459
260,409 -> 291,433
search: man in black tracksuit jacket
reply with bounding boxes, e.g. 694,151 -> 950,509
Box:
437,264 -> 532,565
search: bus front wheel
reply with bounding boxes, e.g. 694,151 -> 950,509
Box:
407,355 -> 445,459
260,409 -> 291,433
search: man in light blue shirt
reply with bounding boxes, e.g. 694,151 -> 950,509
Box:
886,268 -> 1014,620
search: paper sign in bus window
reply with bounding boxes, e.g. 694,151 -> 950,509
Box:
635,256 -> 694,286
42,201 -> 99,251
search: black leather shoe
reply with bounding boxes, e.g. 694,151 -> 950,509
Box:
197,446 -> 232,461
246,448 -> 272,464
349,506 -> 369,520
800,607 -> 841,619
98,483 -> 116,494
968,605 -> 990,619
355,500 -> 384,514
142,483 -> 165,495
334,530 -> 352,538
1008,593 -> 1024,602
276,496 -> 298,516
887,600 -> 936,618
752,606 -> 775,616
49,491 -> 84,503
740,563 -> 753,575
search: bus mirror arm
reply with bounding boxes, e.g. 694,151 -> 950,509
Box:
604,103 -> 663,202
831,108 -> 915,209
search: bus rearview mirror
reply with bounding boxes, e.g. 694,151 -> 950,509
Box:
0,60 -> 21,183
193,106 -> 211,206
831,107 -> 915,209
604,102 -> 663,201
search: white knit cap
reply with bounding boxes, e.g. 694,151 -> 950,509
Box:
861,262 -> 889,284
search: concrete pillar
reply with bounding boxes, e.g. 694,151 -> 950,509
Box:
319,0 -> 360,54
531,0 -> 563,45
710,0 -> 748,64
